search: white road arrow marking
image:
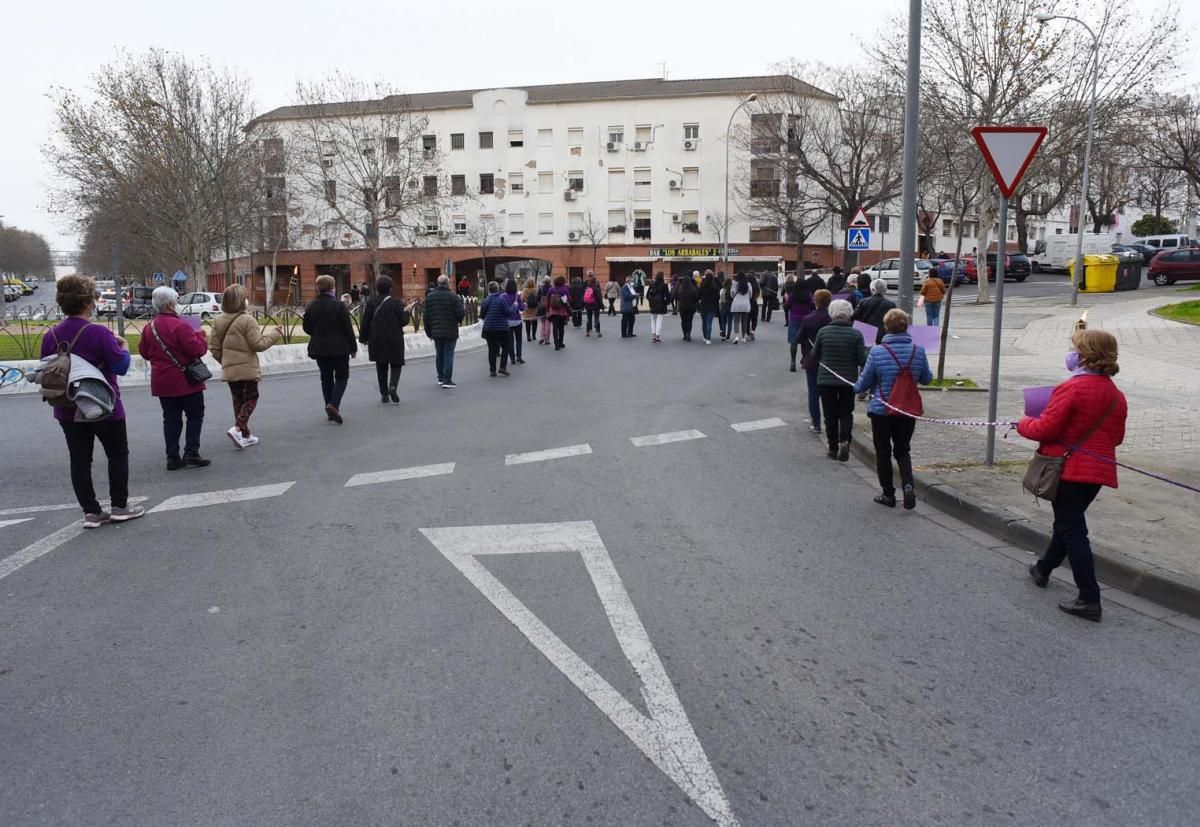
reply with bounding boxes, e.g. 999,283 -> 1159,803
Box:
420,521 -> 739,826
630,429 -> 706,447
730,417 -> 786,433
345,463 -> 455,487
149,482 -> 296,514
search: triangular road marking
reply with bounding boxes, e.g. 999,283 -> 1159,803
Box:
971,126 -> 1047,198
420,521 -> 739,826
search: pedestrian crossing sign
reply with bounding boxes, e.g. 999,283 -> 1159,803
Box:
847,228 -> 871,251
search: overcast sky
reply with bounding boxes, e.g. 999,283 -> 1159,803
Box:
5,0 -> 1197,251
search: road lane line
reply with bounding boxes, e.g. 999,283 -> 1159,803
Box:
630,429 -> 706,447
148,482 -> 295,514
504,444 -> 593,466
0,522 -> 84,582
421,521 -> 739,826
730,417 -> 787,433
0,496 -> 149,517
345,462 -> 456,488
0,518 -> 35,530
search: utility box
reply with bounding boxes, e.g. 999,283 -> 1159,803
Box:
1068,254 -> 1118,293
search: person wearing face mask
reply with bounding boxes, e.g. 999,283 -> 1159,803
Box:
1017,330 -> 1128,622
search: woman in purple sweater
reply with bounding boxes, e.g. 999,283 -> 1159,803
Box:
39,276 -> 144,528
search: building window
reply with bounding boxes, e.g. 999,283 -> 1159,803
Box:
479,131 -> 493,149
449,133 -> 465,151
633,167 -> 651,201
568,212 -> 584,233
942,219 -> 953,237
362,186 -> 378,211
262,138 -> 285,174
360,138 -> 376,159
479,173 -> 495,194
684,123 -> 699,141
608,125 -> 624,145
423,176 -> 438,196
568,128 -> 584,149
750,159 -> 779,198
633,211 -> 651,240
453,215 -> 467,235
682,210 -> 700,232
635,125 -> 652,146
508,213 -> 524,235
386,136 -> 400,157
751,113 -> 782,155
508,130 -> 524,148
324,180 -> 336,205
424,214 -> 439,235
608,168 -> 626,201
538,128 -> 553,147
538,171 -> 554,194
265,214 -> 288,246
384,176 -> 402,209
682,167 -> 699,190
450,174 -> 466,196
422,134 -> 436,156
1055,227 -> 1063,235
1007,224 -> 1016,240
568,170 -> 584,192
509,172 -> 523,193
750,226 -> 781,242
538,212 -> 554,235
265,176 -> 286,207
608,209 -> 626,232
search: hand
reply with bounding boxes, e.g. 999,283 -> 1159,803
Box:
114,335 -> 129,351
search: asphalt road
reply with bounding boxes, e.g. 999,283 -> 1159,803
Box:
2,311 -> 1199,826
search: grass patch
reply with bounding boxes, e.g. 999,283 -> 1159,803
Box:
1177,284 -> 1200,293
1153,300 -> 1200,325
929,376 -> 980,389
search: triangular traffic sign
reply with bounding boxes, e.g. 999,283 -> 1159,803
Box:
848,206 -> 871,228
971,126 -> 1048,199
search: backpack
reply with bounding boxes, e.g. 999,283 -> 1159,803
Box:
584,286 -> 595,305
37,324 -> 92,409
550,291 -> 564,310
880,343 -> 923,417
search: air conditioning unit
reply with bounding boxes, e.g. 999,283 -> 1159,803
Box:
633,141 -> 645,151
606,141 -> 618,152
568,231 -> 579,241
563,189 -> 576,201
683,139 -> 696,151
671,214 -> 681,223
668,179 -> 679,190
437,230 -> 450,239
321,239 -> 334,249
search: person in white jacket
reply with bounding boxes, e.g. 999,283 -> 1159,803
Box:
729,273 -> 753,344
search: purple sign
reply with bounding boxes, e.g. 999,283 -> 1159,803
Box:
183,315 -> 202,331
907,325 -> 941,353
852,320 -> 879,343
1023,386 -> 1056,418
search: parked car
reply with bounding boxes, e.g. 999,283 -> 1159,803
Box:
95,290 -> 118,316
1131,233 -> 1192,255
1148,247 -> 1200,286
3,277 -> 34,296
1111,244 -> 1146,264
3,285 -> 19,302
122,285 -> 156,319
862,258 -> 931,291
177,291 -> 223,319
964,253 -> 1030,283
935,257 -> 969,285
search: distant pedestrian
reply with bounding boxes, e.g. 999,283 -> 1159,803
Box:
350,284 -> 361,306
718,271 -> 733,340
646,271 -> 670,343
457,275 -> 471,298
784,275 -> 815,372
302,274 -> 358,423
537,275 -> 553,345
798,289 -> 833,432
854,309 -> 933,509
697,270 -> 720,344
620,276 -> 639,338
568,276 -> 585,328
826,268 -> 847,295
605,278 -> 620,316
424,274 -> 465,388
209,283 -> 281,447
1018,329 -> 1128,622
139,285 -> 212,467
361,282 -> 372,304
521,278 -> 540,343
583,273 -> 603,337
746,272 -> 760,338
761,270 -> 780,322
919,271 -> 946,326
358,275 -> 414,404
505,278 -> 526,364
41,275 -> 143,527
635,269 -> 647,307
546,275 -> 571,350
729,273 -> 752,344
675,270 -> 699,341
853,279 -> 896,344
812,298 -> 867,461
481,281 -> 512,377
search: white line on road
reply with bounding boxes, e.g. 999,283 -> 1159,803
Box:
504,444 -> 593,466
0,496 -> 149,517
730,417 -> 787,433
148,482 -> 296,514
345,462 -> 456,488
0,518 -> 35,529
0,522 -> 84,582
421,521 -> 739,826
630,429 -> 706,447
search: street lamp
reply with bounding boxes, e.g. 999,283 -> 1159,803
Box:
1036,12 -> 1100,306
723,94 -> 758,279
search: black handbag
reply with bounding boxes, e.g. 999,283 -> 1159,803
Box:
150,320 -> 212,385
1022,396 -> 1115,500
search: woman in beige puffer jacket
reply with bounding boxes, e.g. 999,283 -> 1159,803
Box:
208,284 -> 282,449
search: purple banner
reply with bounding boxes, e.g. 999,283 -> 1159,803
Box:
852,320 -> 879,343
183,315 -> 202,331
907,325 -> 941,353
1023,386 -> 1056,418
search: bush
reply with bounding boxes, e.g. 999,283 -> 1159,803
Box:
1130,214 -> 1177,238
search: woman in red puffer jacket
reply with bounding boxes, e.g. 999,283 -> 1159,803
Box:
1017,329 -> 1127,622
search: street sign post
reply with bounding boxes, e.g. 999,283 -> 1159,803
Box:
847,228 -> 871,251
153,272 -> 165,283
971,126 -> 1048,465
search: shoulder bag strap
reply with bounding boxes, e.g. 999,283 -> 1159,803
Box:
879,342 -> 903,369
1065,394 -> 1118,456
149,320 -> 187,373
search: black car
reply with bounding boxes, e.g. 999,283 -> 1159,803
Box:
121,285 -> 156,319
981,252 -> 1031,282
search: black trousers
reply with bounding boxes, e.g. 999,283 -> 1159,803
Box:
1036,481 -> 1103,604
679,310 -> 695,339
551,316 -> 567,347
607,297 -> 617,316
585,306 -> 602,332
484,329 -> 509,372
60,419 -> 129,515
761,300 -> 774,321
160,391 -> 205,459
819,386 -> 855,451
571,309 -> 583,327
621,311 -> 636,337
316,355 -> 350,408
749,302 -> 759,332
375,362 -> 402,395
869,413 -> 916,497
524,319 -> 538,341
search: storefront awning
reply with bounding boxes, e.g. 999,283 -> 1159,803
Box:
605,256 -> 658,263
605,255 -> 782,263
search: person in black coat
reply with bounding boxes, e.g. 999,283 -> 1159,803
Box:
697,270 -> 721,343
760,271 -> 780,322
359,275 -> 415,404
853,278 -> 896,344
303,274 -> 358,423
675,272 -> 700,341
568,277 -> 586,328
423,275 -> 466,387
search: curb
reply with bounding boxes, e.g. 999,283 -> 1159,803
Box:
847,439 -> 1200,619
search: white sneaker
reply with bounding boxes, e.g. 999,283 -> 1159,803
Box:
704,339 -> 711,345
226,426 -> 244,450
244,435 -> 259,447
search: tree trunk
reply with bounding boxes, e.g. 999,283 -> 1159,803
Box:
267,251 -> 277,312
1014,198 -> 1030,256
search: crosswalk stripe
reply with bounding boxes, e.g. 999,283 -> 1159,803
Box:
630,430 -> 706,447
730,417 -> 787,433
0,496 -> 149,517
345,463 -> 456,488
0,522 -> 84,582
148,482 -> 296,514
505,444 -> 593,466
0,518 -> 35,530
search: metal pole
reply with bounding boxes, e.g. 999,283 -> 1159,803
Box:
723,95 -> 756,279
1070,26 -> 1100,306
985,194 -> 1008,465
896,0 -> 923,314
110,242 -> 126,338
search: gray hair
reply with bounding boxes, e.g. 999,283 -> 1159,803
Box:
829,299 -> 854,321
437,274 -> 450,286
152,286 -> 178,313
871,279 -> 887,296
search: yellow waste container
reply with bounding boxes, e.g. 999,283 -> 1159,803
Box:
1068,254 -> 1118,293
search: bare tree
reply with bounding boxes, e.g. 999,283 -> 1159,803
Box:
576,209 -> 608,272
1131,162 -> 1186,220
1143,92 -> 1200,200
705,212 -> 728,247
0,222 -> 54,277
465,215 -> 500,288
285,73 -> 451,281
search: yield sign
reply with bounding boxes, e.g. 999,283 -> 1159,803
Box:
848,206 -> 871,228
971,126 -> 1048,199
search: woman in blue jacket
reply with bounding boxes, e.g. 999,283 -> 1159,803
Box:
854,308 -> 933,509
480,281 -> 513,377
620,276 -> 639,338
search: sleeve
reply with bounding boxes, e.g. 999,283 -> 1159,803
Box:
853,300 -> 866,321
397,302 -> 411,329
137,328 -> 151,359
454,295 -> 466,322
111,350 -> 132,377
302,303 -> 314,335
40,329 -> 56,360
1016,385 -> 1073,443
423,300 -> 433,337
811,328 -> 823,362
182,327 -> 209,361
359,301 -> 375,344
856,333 -> 868,367
99,328 -> 130,376
208,321 -> 225,362
853,349 -> 878,394
245,316 -> 280,352
341,306 -> 357,354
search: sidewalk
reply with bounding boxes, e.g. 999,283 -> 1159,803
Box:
854,286 -> 1200,617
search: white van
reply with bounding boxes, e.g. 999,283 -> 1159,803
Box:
1030,233 -> 1117,272
1132,234 -> 1191,252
